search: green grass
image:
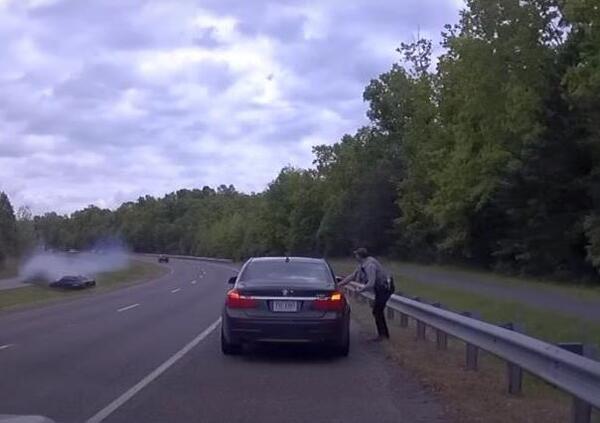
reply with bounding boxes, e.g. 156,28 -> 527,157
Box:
332,258 -> 600,301
415,261 -> 600,301
0,258 -> 19,279
332,259 -> 600,350
0,259 -> 166,311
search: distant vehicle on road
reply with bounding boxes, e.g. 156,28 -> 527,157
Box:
158,255 -> 169,263
67,249 -> 78,254
221,257 -> 350,356
50,275 -> 96,289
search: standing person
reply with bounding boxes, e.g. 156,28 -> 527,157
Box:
338,248 -> 394,341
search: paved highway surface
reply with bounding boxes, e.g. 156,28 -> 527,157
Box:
0,276 -> 28,291
0,258 -> 445,423
397,263 -> 600,322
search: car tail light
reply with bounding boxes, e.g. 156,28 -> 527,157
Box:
313,291 -> 345,312
226,289 -> 259,309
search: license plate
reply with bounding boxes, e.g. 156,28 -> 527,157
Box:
272,300 -> 299,312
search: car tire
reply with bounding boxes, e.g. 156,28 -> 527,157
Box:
332,322 -> 350,357
221,329 -> 242,355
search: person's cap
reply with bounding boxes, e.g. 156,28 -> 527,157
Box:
353,247 -> 369,258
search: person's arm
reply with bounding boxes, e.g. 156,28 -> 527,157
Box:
357,262 -> 376,293
337,269 -> 357,287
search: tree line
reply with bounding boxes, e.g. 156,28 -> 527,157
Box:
2,0 -> 599,282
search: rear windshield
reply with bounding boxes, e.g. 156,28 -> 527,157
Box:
239,261 -> 333,286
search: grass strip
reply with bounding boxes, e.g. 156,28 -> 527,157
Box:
0,259 -> 166,311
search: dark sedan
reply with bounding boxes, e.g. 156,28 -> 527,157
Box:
158,255 -> 169,263
50,275 -> 96,289
221,257 -> 350,356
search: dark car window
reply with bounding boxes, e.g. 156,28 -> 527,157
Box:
239,261 -> 333,286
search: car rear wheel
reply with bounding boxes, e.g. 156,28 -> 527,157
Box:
221,329 -> 242,355
332,321 -> 350,357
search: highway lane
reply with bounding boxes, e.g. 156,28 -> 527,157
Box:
0,276 -> 29,291
0,258 -> 228,423
0,259 -> 446,423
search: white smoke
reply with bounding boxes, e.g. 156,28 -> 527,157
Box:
20,247 -> 130,285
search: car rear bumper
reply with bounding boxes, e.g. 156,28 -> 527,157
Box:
223,312 -> 348,345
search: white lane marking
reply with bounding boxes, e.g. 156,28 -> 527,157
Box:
168,268 -> 174,275
85,318 -> 221,423
171,288 -> 181,293
0,344 -> 13,351
190,280 -> 197,285
117,303 -> 140,313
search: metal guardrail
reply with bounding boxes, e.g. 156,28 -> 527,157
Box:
346,282 -> 600,422
141,253 -> 233,264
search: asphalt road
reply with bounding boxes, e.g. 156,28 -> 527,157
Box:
0,276 -> 28,291
0,258 -> 445,423
397,263 -> 600,322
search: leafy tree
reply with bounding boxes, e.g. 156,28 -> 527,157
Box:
0,192 -> 18,262
563,0 -> 600,273
16,206 -> 37,254
24,0 -> 600,283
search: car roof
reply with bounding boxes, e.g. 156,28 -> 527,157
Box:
248,256 -> 326,264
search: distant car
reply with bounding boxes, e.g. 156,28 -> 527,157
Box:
221,257 -> 350,356
50,275 -> 96,289
158,255 -> 169,263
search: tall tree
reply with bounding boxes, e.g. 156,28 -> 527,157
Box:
0,192 -> 18,261
563,0 -> 600,273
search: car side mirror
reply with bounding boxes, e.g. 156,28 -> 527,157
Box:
335,276 -> 343,284
227,276 -> 237,285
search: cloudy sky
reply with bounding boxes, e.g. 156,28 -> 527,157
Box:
0,0 -> 462,215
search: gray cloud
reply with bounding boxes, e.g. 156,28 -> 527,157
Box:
0,0 -> 462,214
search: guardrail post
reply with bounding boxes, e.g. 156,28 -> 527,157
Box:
433,303 -> 448,350
399,313 -> 409,328
558,343 -> 592,423
413,297 -> 426,340
465,344 -> 479,371
501,323 -> 523,395
386,307 -> 394,320
461,311 -> 479,371
416,320 -> 426,340
507,361 -> 522,394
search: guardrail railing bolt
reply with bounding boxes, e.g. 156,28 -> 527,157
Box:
558,343 -> 592,423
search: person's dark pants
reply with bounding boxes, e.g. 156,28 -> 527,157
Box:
372,288 -> 391,338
